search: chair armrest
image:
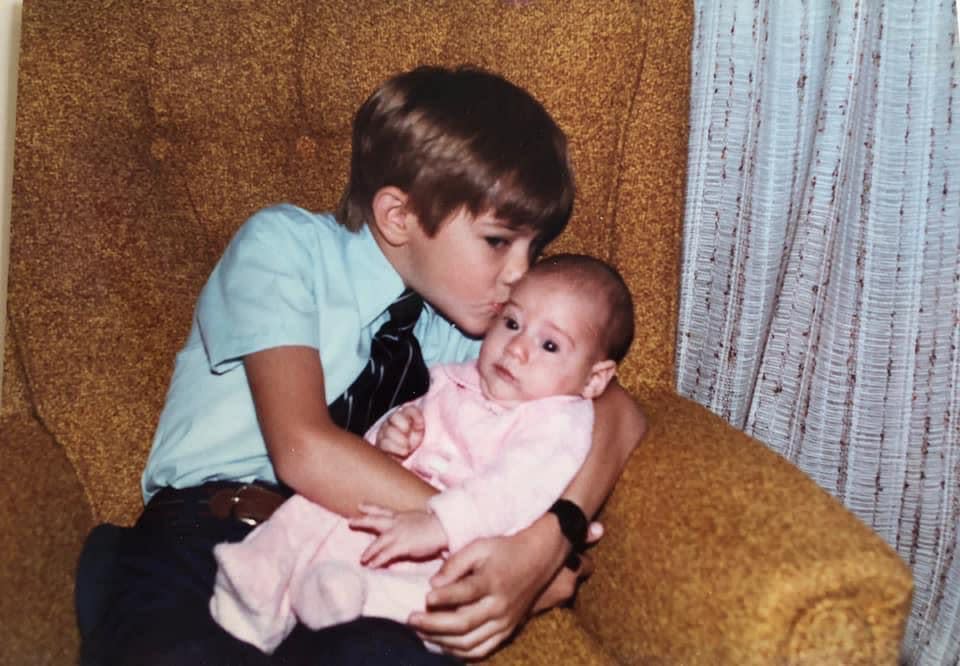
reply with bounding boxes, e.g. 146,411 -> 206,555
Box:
575,391 -> 913,665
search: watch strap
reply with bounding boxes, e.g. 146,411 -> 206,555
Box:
548,499 -> 588,552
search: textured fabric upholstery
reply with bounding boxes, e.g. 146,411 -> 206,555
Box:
577,394 -> 912,664
2,1 -> 911,664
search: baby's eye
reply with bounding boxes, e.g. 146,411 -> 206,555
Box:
504,317 -> 519,330
542,340 -> 559,353
485,237 -> 509,249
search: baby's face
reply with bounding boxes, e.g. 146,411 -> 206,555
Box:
477,271 -> 605,403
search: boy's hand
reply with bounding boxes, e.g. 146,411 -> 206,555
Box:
530,521 -> 603,613
350,503 -> 448,568
408,515 -> 601,660
376,405 -> 425,459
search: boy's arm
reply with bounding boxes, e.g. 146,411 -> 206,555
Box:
410,380 -> 646,659
560,378 -> 645,519
527,378 -> 647,610
244,345 -> 439,515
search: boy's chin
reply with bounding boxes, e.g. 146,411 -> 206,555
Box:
427,299 -> 494,338
448,313 -> 494,339
454,322 -> 488,339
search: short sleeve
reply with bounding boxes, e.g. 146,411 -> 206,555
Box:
196,205 -> 323,373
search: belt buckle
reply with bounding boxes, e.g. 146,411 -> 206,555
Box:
209,484 -> 260,526
229,486 -> 259,527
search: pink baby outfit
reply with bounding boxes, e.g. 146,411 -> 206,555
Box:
209,361 -> 594,653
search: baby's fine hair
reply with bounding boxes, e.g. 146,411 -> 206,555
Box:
338,65 -> 574,256
529,254 -> 635,363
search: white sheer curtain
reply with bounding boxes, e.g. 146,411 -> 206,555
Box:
678,2 -> 959,663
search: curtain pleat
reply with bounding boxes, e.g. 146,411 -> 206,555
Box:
679,2 -> 960,662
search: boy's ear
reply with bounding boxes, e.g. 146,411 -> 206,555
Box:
581,360 -> 617,400
371,186 -> 418,247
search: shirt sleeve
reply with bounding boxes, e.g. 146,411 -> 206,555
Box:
427,399 -> 595,552
196,205 -> 323,374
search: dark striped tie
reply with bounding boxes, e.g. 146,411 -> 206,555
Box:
327,289 -> 430,435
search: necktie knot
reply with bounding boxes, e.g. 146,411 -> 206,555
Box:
387,289 -> 423,332
326,288 -> 430,435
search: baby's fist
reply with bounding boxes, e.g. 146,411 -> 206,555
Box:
376,405 -> 425,459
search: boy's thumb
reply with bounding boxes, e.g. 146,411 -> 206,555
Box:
586,521 -> 604,544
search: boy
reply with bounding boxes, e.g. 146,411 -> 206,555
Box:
209,255 -> 636,654
81,66 -> 645,664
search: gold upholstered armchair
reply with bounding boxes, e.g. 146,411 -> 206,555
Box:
1,1 -> 912,664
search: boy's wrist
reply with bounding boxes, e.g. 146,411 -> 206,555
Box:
527,511 -> 573,574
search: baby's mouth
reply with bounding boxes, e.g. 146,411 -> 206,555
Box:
493,363 -> 515,383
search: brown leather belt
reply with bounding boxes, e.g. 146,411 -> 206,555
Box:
208,483 -> 289,525
144,481 -> 292,527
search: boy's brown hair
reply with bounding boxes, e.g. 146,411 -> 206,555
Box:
531,254 -> 635,363
338,65 -> 575,257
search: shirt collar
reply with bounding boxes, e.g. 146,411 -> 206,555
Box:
343,223 -> 406,326
443,363 -> 508,415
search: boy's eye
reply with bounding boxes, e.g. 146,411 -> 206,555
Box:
504,317 -> 519,330
542,340 -> 559,353
485,237 -> 509,249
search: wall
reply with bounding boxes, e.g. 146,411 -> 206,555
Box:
0,0 -> 21,403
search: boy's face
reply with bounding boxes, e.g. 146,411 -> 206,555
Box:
405,208 -> 536,337
477,272 -> 607,403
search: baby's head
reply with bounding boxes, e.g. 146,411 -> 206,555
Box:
477,254 -> 635,404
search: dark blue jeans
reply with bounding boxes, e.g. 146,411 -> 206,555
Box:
77,490 -> 459,666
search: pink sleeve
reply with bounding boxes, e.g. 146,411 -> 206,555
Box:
427,398 -> 594,552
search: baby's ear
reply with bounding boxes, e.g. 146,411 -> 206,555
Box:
581,360 -> 617,399
371,186 -> 418,246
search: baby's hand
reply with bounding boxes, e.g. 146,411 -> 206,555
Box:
349,503 -> 448,568
376,405 -> 425,459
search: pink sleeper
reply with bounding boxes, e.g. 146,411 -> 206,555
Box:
210,361 -> 594,653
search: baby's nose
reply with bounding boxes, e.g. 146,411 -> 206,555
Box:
505,336 -> 529,361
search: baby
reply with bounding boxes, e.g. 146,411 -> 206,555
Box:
209,253 -> 635,653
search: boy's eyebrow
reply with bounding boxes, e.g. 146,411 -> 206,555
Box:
484,223 -> 519,235
478,216 -> 530,234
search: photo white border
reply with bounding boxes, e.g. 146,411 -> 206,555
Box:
0,0 -> 22,404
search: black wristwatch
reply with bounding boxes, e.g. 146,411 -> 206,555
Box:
548,499 -> 589,552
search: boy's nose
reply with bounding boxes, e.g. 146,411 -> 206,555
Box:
501,247 -> 529,287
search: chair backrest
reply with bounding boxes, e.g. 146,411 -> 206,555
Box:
5,0 -> 691,522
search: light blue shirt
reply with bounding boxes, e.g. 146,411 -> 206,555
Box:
141,204 -> 481,502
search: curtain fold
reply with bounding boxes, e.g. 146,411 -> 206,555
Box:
679,2 -> 959,662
